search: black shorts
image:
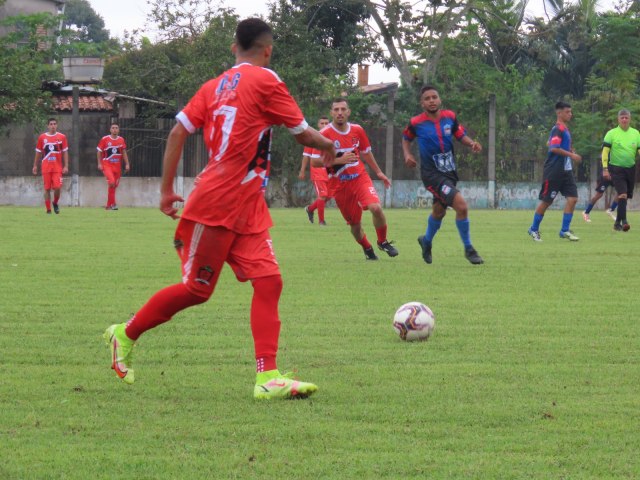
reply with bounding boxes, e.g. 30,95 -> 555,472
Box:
610,164 -> 636,198
595,176 -> 613,193
421,170 -> 459,207
538,172 -> 578,203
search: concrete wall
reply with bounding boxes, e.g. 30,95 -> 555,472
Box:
1,176 -> 633,211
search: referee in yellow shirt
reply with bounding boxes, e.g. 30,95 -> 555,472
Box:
602,109 -> 640,231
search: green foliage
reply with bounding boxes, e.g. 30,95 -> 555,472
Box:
3,207 -> 640,478
0,13 -> 61,129
58,0 -> 120,57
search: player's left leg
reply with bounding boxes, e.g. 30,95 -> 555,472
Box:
559,196 -> 579,240
451,193 -> 483,264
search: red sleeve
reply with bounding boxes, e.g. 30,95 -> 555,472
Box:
35,135 -> 43,152
60,134 -> 69,151
356,125 -> 372,153
97,136 -> 106,152
121,137 -> 127,149
262,74 -> 306,132
177,81 -> 212,133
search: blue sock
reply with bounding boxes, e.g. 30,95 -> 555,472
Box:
585,203 -> 594,214
455,218 -> 472,248
610,201 -> 618,211
561,212 -> 573,232
531,212 -> 544,231
425,215 -> 442,243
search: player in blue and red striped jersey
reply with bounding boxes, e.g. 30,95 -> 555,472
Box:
528,101 -> 582,242
402,85 -> 484,265
103,18 -> 335,399
97,123 -> 130,210
32,118 -> 69,214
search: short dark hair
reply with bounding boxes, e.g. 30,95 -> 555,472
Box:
319,115 -> 329,121
48,118 -> 57,124
332,97 -> 348,106
420,85 -> 438,95
111,122 -> 119,127
555,101 -> 571,110
235,18 -> 272,51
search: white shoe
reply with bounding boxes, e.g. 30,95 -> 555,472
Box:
606,209 -> 616,220
582,212 -> 591,223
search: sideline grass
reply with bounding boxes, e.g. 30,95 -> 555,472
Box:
0,206 -> 639,479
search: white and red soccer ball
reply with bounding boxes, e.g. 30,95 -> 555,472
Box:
393,302 -> 435,341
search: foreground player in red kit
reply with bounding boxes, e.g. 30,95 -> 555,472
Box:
311,98 -> 398,260
32,118 -> 69,214
97,123 -> 130,210
104,18 -> 335,399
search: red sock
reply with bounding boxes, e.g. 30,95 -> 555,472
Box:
356,235 -> 372,249
45,199 -> 51,211
53,193 -> 60,205
107,187 -> 116,207
375,225 -> 388,244
317,199 -> 326,222
251,275 -> 282,373
307,199 -> 318,213
125,283 -> 208,340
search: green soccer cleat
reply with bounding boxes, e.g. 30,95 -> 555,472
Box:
103,323 -> 135,384
254,370 -> 318,400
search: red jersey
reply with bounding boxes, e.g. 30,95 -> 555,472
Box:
303,146 -> 328,181
97,136 -> 127,164
176,62 -> 308,233
36,132 -> 68,173
311,123 -> 372,186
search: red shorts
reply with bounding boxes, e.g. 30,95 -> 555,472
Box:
102,162 -> 122,186
333,174 -> 380,225
174,219 -> 280,297
312,179 -> 330,199
42,172 -> 63,190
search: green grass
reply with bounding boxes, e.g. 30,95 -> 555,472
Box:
1,206 -> 639,479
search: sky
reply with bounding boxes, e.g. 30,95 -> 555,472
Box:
87,0 -> 620,85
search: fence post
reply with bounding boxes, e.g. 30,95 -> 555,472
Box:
488,93 -> 496,209
384,90 -> 396,208
71,85 -> 80,207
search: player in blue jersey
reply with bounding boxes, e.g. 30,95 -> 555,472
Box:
528,101 -> 582,242
402,85 -> 484,265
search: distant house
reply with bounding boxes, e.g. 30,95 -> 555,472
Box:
0,0 -> 66,48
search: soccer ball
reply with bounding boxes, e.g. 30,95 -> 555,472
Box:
393,302 -> 435,341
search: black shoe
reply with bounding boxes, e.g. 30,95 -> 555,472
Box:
377,240 -> 398,257
364,246 -> 378,260
305,206 -> 314,224
465,247 -> 484,265
623,222 -> 630,232
417,236 -> 432,264
319,220 -> 327,226
614,223 -> 623,231
53,203 -> 59,214
46,210 -> 52,214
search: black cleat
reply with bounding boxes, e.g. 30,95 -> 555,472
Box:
417,236 -> 432,264
377,240 -> 398,257
305,206 -> 314,224
364,246 -> 378,261
319,220 -> 327,226
465,247 -> 484,265
53,203 -> 59,214
46,210 -> 52,214
614,223 -> 624,232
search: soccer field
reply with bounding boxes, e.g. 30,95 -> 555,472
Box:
1,206 -> 639,479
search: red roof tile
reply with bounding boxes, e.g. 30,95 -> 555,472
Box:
52,94 -> 114,112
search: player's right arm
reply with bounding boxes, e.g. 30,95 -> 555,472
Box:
159,122 -> 188,219
402,138 -> 417,168
96,138 -> 104,171
33,151 -> 41,175
299,153 -> 309,180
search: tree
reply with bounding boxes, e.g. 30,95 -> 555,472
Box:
0,13 -> 60,129
59,0 -> 119,56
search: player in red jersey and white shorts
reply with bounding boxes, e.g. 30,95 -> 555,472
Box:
299,116 -> 331,225
97,123 -> 130,210
32,118 -> 69,214
103,19 -> 336,399
310,98 -> 398,260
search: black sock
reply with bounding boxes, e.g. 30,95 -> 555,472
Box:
617,198 -> 627,223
